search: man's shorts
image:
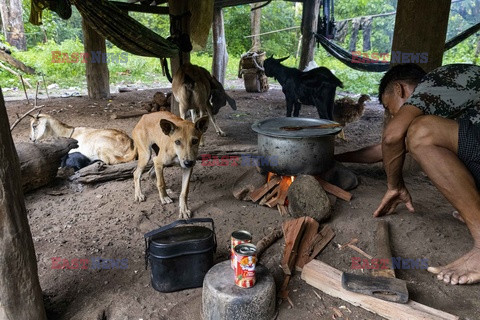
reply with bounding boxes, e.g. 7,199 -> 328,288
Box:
458,118 -> 480,188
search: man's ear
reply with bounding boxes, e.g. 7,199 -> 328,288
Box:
160,119 -> 177,136
195,116 -> 209,133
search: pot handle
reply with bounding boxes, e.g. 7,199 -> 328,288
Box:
144,218 -> 216,269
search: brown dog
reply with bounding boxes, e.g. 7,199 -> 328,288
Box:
172,62 -> 236,137
132,111 -> 208,219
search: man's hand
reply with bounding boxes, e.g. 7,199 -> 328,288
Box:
373,187 -> 415,217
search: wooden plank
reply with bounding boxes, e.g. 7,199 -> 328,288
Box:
111,1 -> 169,14
281,217 -> 306,275
295,217 -> 319,270
315,177 -> 352,202
301,260 -> 459,320
260,184 -> 280,206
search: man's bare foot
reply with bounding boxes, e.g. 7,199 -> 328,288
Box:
427,247 -> 480,284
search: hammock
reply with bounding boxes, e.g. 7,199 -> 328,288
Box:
71,0 -> 178,58
316,21 -> 480,72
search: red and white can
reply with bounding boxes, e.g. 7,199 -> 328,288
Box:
234,243 -> 257,288
230,230 -> 252,269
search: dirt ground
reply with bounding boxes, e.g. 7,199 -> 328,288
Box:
5,82 -> 479,320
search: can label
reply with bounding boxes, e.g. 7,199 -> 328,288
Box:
230,230 -> 252,269
234,243 -> 257,288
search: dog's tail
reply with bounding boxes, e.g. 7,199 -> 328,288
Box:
161,58 -> 173,83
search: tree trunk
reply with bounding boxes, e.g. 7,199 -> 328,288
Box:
0,90 -> 47,319
81,18 -> 110,99
299,0 -> 320,70
0,0 -> 27,51
250,3 -> 262,52
212,7 -> 228,85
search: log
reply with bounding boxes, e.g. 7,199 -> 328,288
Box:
70,160 -> 153,184
255,227 -> 283,259
281,217 -> 306,275
301,260 -> 459,320
110,110 -> 148,120
0,49 -> 35,74
0,89 -> 47,319
16,138 -> 78,192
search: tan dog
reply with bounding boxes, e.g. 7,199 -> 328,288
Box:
172,63 -> 236,137
132,111 -> 208,219
30,113 -> 136,164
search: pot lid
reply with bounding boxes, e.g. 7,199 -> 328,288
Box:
252,117 -> 342,138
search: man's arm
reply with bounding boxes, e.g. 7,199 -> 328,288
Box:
335,144 -> 382,163
373,105 -> 423,216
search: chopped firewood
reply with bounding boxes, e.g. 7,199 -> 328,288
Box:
338,238 -> 358,250
331,306 -> 344,318
260,184 -> 280,206
281,217 -> 307,275
315,177 -> 352,202
255,227 -> 283,259
295,217 -> 319,270
249,176 -> 281,202
277,204 -> 289,217
276,176 -> 291,205
305,225 -> 335,267
287,296 -> 294,308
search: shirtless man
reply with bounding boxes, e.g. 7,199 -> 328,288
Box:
336,63 -> 480,285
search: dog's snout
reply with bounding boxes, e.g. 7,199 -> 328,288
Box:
184,160 -> 196,168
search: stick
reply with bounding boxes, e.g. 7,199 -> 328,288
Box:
42,74 -> 50,99
0,50 -> 36,74
110,110 -> 148,119
35,81 -> 40,107
0,61 -> 33,92
255,227 -> 283,258
10,105 -> 45,131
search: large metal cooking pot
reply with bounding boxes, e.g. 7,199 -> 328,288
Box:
251,117 -> 342,176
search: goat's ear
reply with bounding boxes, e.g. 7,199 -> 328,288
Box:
159,119 -> 177,136
278,56 -> 289,63
195,116 -> 209,134
269,54 -> 274,59
27,114 -> 35,119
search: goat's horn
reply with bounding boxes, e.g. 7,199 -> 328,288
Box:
278,55 -> 290,63
269,54 -> 274,59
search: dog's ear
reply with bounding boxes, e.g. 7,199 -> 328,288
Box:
195,116 -> 209,134
159,119 -> 177,136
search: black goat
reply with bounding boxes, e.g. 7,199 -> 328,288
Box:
263,56 -> 343,119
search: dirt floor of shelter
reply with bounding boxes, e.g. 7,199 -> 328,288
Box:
5,83 -> 479,320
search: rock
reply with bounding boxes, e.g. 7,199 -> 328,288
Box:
232,167 -> 266,201
287,175 -> 331,223
320,161 -> 359,191
202,261 -> 276,320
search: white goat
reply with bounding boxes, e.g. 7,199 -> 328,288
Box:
30,113 -> 136,165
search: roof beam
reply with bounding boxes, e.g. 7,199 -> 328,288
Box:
110,1 -> 169,14
215,0 -> 301,9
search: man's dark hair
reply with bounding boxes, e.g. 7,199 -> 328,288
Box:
378,64 -> 427,103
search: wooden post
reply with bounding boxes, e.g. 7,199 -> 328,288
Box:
299,0 -> 320,70
81,18 -> 110,99
391,0 -> 451,72
387,0 -> 451,173
169,0 -> 191,116
212,7 -> 228,85
0,90 -> 47,319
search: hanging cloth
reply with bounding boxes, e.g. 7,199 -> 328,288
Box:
334,20 -> 349,43
70,0 -> 178,58
361,17 -> 373,51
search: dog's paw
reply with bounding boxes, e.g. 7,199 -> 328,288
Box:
217,130 -> 227,137
179,209 -> 192,219
135,193 -> 146,202
160,196 -> 173,204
